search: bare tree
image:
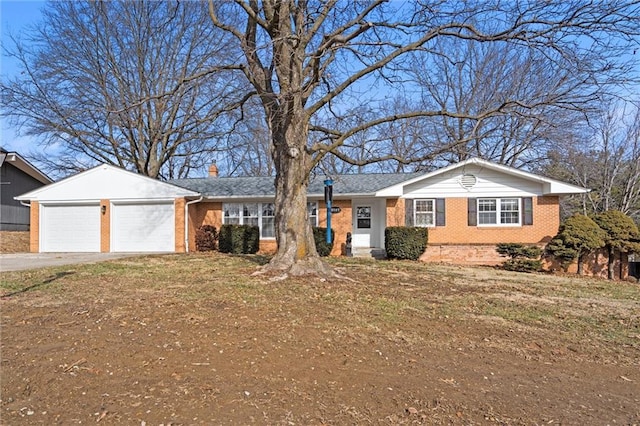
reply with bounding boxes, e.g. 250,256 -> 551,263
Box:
545,100 -> 640,221
207,0 -> 639,276
1,0 -> 246,179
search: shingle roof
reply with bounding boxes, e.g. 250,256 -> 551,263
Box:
169,172 -> 421,199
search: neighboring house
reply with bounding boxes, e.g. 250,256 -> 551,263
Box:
0,148 -> 52,231
16,158 -> 588,267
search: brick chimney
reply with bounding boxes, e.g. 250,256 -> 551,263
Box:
208,163 -> 218,177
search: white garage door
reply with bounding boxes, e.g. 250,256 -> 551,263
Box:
41,204 -> 101,252
111,202 -> 175,252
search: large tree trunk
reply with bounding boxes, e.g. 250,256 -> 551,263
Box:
257,110 -> 334,277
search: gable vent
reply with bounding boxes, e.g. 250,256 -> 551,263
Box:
459,174 -> 477,190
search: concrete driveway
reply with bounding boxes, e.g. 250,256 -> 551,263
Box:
0,253 -> 147,272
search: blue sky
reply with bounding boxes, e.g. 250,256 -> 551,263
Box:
1,0 -> 45,154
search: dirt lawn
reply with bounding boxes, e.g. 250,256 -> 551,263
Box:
0,231 -> 29,253
1,253 -> 639,425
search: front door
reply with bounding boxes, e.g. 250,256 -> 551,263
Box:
352,199 -> 385,248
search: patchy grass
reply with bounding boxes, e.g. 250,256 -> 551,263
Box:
2,252 -> 639,424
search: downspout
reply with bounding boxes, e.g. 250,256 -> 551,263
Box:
184,196 -> 203,253
19,201 -> 31,207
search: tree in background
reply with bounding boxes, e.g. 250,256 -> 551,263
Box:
543,100 -> 640,222
546,215 -> 606,275
593,210 -> 640,280
1,1 -> 247,179
207,0 -> 639,275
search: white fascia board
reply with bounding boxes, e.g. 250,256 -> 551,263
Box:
4,152 -> 53,184
15,164 -> 200,201
375,157 -> 589,197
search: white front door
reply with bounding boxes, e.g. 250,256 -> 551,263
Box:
352,199 -> 385,248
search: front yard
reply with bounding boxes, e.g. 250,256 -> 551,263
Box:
1,253 -> 639,424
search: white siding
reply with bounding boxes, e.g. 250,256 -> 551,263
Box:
111,202 -> 175,252
41,204 -> 100,252
403,165 -> 543,198
21,164 -> 198,202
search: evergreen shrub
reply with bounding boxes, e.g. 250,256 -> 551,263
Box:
312,227 -> 335,257
218,224 -> 260,254
385,227 -> 428,260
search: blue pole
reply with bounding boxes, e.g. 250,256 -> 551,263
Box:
324,179 -> 333,244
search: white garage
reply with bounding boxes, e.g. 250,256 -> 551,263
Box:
41,203 -> 101,252
111,202 -> 175,252
16,164 -> 200,253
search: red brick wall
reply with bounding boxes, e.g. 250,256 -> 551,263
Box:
424,196 -> 559,245
30,201 -> 39,253
100,199 -> 110,252
317,200 -> 352,256
174,198 -> 186,253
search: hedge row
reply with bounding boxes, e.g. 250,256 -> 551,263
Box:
196,225 -> 335,256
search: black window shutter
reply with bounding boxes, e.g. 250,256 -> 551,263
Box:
523,197 -> 533,225
436,198 -> 446,226
468,198 -> 477,226
405,199 -> 414,226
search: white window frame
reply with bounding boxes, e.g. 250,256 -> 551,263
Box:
307,202 -> 318,228
477,198 -> 521,226
414,199 -> 435,227
223,202 -> 276,239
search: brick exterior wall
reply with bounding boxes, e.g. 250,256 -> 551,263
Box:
174,198 -> 186,253
425,196 -> 559,245
401,196 -> 560,267
29,201 -> 39,252
188,202 -> 222,252
100,199 -> 110,252
318,200 -> 352,256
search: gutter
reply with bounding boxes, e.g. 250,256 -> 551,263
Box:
184,196 -> 203,253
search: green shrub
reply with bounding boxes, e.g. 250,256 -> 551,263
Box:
385,227 -> 428,261
312,227 -> 335,257
496,243 -> 542,273
503,259 -> 542,273
218,224 -> 260,254
496,243 -> 542,259
195,225 -> 218,251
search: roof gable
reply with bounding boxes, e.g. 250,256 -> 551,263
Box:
16,164 -> 199,201
376,158 -> 589,197
0,149 -> 52,184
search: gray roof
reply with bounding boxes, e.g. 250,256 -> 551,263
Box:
169,172 -> 421,199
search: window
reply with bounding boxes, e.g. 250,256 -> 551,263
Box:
477,198 -> 520,226
356,206 -> 371,229
307,202 -> 318,228
224,203 -> 241,225
243,203 -> 259,228
414,199 -> 435,227
261,203 -> 275,238
223,202 -> 276,238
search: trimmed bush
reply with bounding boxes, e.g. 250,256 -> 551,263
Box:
496,243 -> 542,273
195,225 -> 218,251
385,227 -> 428,261
312,227 -> 335,257
218,224 -> 260,254
502,259 -> 543,273
496,243 -> 542,259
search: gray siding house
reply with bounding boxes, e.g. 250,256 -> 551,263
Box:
1,148 -> 52,230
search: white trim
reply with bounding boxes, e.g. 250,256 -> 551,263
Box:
477,197 -> 521,227
377,157 -> 589,197
414,199 -> 436,227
